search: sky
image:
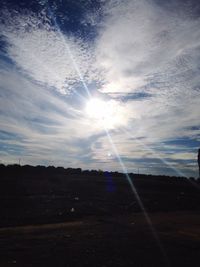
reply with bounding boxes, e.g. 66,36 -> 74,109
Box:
0,0 -> 200,177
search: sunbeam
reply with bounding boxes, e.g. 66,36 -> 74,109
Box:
103,125 -> 170,266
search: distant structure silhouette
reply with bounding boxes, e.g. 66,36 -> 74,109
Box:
198,149 -> 200,178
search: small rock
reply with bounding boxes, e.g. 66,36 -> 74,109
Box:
71,207 -> 75,212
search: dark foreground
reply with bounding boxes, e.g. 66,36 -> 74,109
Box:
0,211 -> 200,267
0,165 -> 200,266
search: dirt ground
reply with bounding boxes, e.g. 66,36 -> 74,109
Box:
0,211 -> 200,267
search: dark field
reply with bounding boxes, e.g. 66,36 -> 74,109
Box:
0,165 -> 200,266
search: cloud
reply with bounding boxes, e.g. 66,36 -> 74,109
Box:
0,8 -> 97,94
91,0 -> 200,167
0,60 -> 106,167
96,0 -> 200,97
0,1 -> 200,176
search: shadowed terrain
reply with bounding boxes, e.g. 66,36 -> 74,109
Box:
0,164 -> 200,266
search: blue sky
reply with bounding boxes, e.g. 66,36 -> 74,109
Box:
0,0 -> 200,177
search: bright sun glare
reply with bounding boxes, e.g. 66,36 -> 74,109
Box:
86,98 -> 119,128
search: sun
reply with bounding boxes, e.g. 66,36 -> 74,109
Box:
85,98 -> 118,128
86,98 -> 110,120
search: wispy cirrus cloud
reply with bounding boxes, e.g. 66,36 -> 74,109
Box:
0,0 -> 200,176
96,0 -> 200,96
91,0 -> 200,174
